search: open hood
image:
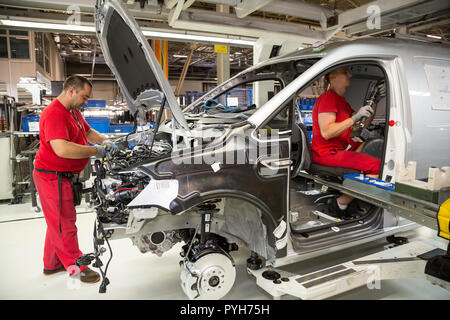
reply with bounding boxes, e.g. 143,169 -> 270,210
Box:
95,0 -> 190,133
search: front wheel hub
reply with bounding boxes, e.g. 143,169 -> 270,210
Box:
180,253 -> 236,300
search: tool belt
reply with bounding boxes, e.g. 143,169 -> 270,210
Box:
34,168 -> 83,233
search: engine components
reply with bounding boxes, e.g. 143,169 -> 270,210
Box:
131,230 -> 182,256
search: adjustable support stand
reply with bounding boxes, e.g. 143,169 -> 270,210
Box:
425,242 -> 450,282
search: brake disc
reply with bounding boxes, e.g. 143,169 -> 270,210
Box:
180,252 -> 236,300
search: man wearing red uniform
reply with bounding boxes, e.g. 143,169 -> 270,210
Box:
33,76 -> 115,283
311,67 -> 384,218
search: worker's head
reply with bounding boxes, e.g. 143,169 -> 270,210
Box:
62,75 -> 92,110
325,67 -> 352,91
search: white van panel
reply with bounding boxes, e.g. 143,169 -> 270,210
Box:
405,57 -> 450,179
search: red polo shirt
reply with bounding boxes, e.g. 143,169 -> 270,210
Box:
34,99 -> 91,174
311,89 -> 359,157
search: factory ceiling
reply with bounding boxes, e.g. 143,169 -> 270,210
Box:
0,0 -> 449,81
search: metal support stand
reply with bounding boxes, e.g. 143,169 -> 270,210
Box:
425,242 -> 450,282
247,251 -> 263,270
21,149 -> 39,212
248,240 -> 450,300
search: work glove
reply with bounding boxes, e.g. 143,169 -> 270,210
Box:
95,145 -> 106,159
374,81 -> 386,104
103,139 -> 119,156
351,105 -> 374,123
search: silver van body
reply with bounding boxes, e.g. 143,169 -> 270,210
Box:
190,37 -> 450,180
91,0 -> 450,299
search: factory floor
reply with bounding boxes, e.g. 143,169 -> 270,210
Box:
0,198 -> 449,300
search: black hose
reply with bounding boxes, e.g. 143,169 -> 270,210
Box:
147,95 -> 167,158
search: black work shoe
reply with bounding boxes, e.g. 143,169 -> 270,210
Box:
43,265 -> 66,275
327,197 -> 351,220
71,267 -> 101,284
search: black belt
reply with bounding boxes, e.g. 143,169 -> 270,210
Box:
34,168 -> 75,234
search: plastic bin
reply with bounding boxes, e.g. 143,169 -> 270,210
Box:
110,124 -> 134,133
303,113 -> 313,126
85,117 -> 110,133
84,100 -> 106,108
22,114 -> 40,132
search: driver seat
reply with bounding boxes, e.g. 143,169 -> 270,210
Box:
293,123 -> 362,181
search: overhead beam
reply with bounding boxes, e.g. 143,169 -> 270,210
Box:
176,9 -> 326,41
339,0 -> 450,36
175,45 -> 196,95
247,0 -> 333,23
408,18 -> 450,33
164,0 -> 179,9
338,0 -> 426,28
182,0 -> 196,10
168,0 -> 184,26
0,0 -> 171,21
234,0 -> 275,18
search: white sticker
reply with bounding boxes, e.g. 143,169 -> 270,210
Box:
127,179 -> 179,209
153,180 -> 171,191
331,226 -> 340,232
273,220 -> 287,239
275,235 -> 287,250
423,63 -> 450,110
211,162 -> 221,172
28,121 -> 40,132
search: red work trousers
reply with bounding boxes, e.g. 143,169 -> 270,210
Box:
33,170 -> 86,275
312,150 -> 381,175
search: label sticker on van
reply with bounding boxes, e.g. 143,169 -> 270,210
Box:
273,220 -> 287,239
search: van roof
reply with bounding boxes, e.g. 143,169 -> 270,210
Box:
253,37 -> 450,71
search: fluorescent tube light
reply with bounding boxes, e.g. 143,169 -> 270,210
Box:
0,19 -> 95,33
426,34 -> 442,40
0,19 -> 255,47
173,54 -> 188,58
72,49 -> 92,53
142,30 -> 255,46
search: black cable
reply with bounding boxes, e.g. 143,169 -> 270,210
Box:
92,218 -> 113,293
147,95 -> 167,158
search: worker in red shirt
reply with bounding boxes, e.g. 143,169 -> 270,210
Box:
311,67 -> 384,218
33,75 -> 117,283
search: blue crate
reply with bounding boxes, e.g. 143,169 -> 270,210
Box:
83,100 -> 106,108
110,124 -> 134,133
307,130 -> 313,142
343,174 -> 395,191
22,114 -> 40,132
85,117 -> 110,133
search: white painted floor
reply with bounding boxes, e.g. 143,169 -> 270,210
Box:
0,198 -> 449,300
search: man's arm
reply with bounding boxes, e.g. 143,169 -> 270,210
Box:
318,112 -> 355,140
86,128 -> 106,145
50,139 -> 98,159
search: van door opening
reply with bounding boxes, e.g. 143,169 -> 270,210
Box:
288,62 -> 390,250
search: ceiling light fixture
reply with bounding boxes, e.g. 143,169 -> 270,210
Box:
0,19 -> 255,47
0,19 -> 95,33
141,30 -> 255,47
426,34 -> 442,40
72,49 -> 92,53
173,54 -> 188,58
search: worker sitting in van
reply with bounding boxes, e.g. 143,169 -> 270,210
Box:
311,67 -> 385,218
